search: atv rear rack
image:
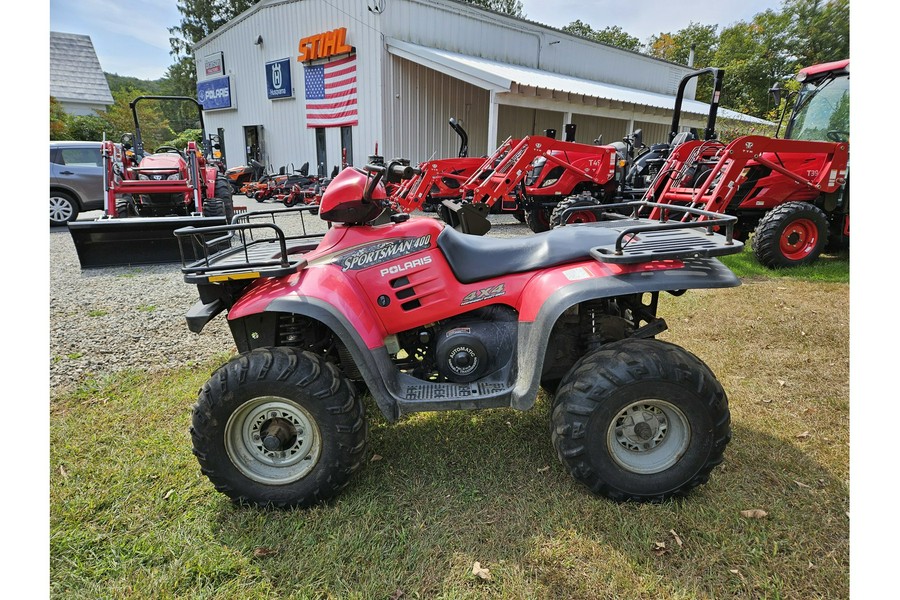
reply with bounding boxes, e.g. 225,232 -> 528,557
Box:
175,206 -> 324,284
557,200 -> 743,264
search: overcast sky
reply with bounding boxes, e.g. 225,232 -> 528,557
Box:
49,0 -> 789,80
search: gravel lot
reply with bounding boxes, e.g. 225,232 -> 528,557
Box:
49,200 -> 529,396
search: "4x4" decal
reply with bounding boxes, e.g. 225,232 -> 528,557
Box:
461,283 -> 506,306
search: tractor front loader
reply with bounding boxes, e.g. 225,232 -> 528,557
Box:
68,96 -> 233,268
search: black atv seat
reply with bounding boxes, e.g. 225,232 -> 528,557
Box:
437,223 -> 621,284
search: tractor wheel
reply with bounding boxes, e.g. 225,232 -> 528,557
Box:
114,195 -> 138,218
752,201 -> 829,268
215,175 -> 235,222
512,209 -> 526,223
191,347 -> 367,508
551,338 -> 730,502
549,196 -> 601,228
525,207 -> 552,233
50,191 -> 78,227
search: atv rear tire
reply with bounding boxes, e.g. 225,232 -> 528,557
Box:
752,201 -> 828,268
549,196 -> 601,228
191,347 -> 367,508
525,207 -> 552,233
551,339 -> 730,502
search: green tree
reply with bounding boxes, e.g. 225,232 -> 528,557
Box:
103,87 -> 175,151
713,9 -> 794,117
168,1 -> 261,95
783,0 -> 849,67
561,20 -> 643,52
463,0 -> 525,17
648,23 -> 720,101
50,97 -> 70,140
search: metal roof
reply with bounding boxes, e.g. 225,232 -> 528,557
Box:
50,32 -> 115,106
387,39 -> 770,125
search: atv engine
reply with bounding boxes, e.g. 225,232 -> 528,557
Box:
394,306 -> 517,383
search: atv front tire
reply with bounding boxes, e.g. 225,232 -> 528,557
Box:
551,339 -> 730,502
191,347 -> 367,508
752,201 -> 829,268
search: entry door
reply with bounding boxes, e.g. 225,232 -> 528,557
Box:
244,126 -> 261,164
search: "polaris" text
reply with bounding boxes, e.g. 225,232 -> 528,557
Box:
380,255 -> 432,276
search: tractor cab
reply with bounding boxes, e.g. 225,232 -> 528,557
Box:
784,60 -> 850,143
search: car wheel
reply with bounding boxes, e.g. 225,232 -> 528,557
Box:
50,191 -> 78,227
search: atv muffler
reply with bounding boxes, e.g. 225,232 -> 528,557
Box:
68,216 -> 227,268
439,201 -> 491,236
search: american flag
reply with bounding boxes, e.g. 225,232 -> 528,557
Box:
304,55 -> 358,128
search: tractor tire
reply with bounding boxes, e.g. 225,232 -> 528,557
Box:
512,209 -> 526,223
215,175 -> 235,222
551,338 -> 730,502
203,199 -> 225,217
114,195 -> 138,218
191,347 -> 367,509
50,191 -> 78,227
549,196 -> 602,228
752,201 -> 829,268
525,207 -> 552,233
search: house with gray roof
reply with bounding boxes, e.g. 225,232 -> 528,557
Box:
50,32 -> 114,116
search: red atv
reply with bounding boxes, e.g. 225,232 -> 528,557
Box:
176,157 -> 743,508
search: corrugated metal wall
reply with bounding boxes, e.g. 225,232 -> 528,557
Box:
193,0 -> 707,172
387,56 -> 489,163
194,0 -> 384,171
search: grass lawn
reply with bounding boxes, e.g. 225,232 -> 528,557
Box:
50,256 -> 849,599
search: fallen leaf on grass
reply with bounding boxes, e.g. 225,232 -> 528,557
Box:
652,541 -> 668,555
389,589 -> 404,600
59,465 -> 68,479
796,431 -> 811,440
669,529 -> 683,547
537,466 -> 550,474
777,380 -> 787,387
740,509 -> 768,519
472,561 -> 491,581
729,569 -> 740,575
370,454 -> 383,462
163,489 -> 174,500
253,547 -> 278,558
794,480 -> 811,489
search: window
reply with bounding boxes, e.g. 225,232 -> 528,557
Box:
60,147 -> 102,167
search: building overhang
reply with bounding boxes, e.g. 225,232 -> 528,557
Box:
385,38 -> 770,125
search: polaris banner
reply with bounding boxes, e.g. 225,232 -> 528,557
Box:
266,59 -> 294,100
197,76 -> 233,110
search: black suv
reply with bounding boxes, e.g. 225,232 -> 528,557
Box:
50,141 -> 104,226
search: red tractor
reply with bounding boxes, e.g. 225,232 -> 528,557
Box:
636,60 -> 850,268
67,96 -> 234,267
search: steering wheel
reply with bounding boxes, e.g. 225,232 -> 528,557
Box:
155,145 -> 184,155
826,131 -> 849,142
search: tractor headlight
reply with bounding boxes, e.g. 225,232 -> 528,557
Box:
167,173 -> 181,181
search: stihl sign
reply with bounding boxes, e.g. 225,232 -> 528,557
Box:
298,27 -> 352,62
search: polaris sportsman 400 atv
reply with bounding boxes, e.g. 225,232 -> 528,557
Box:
175,156 -> 743,508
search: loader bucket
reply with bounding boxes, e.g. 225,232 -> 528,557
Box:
67,216 -> 227,268
439,200 -> 491,236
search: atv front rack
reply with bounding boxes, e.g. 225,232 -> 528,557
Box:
558,200 -> 743,264
175,206 -> 324,283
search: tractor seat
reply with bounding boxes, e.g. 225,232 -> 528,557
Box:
437,223 -> 621,284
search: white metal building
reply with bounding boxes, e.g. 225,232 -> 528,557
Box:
193,0 -> 762,174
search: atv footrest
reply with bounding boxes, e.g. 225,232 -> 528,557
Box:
395,377 -> 512,415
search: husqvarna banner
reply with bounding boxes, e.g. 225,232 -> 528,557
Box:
266,59 -> 294,100
197,76 -> 233,110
